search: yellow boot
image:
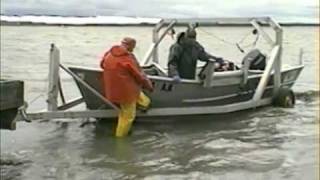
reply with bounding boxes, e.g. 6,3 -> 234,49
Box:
115,102 -> 136,137
115,92 -> 151,137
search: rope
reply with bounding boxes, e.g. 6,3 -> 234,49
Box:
29,94 -> 45,105
198,28 -> 235,46
197,27 -> 260,53
238,31 -> 254,44
28,72 -> 50,106
241,34 -> 260,48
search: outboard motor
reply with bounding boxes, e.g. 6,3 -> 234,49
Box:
241,49 -> 266,70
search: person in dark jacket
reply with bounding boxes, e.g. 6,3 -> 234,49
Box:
167,32 -> 185,80
167,29 -> 220,80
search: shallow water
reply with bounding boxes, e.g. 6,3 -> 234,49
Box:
0,25 -> 319,180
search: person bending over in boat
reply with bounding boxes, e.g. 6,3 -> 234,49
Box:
100,37 -> 154,137
167,29 -> 222,80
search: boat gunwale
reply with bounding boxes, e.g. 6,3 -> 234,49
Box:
68,64 -> 304,84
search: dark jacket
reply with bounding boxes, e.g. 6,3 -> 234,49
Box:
167,37 -> 213,79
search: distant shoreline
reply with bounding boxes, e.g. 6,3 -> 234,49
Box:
1,21 -> 319,27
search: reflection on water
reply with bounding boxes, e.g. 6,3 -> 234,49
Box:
0,25 -> 319,180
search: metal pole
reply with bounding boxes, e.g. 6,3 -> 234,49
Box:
299,48 -> 304,65
274,27 -> 283,93
151,20 -> 165,64
251,20 -> 275,46
58,78 -> 66,105
253,45 -> 280,101
142,20 -> 177,66
152,25 -> 160,64
269,18 -> 283,94
59,64 -> 120,111
47,44 -> 60,111
241,58 -> 250,87
161,17 -> 270,26
203,60 -> 215,88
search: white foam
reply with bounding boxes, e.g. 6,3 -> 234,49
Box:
204,138 -> 257,150
0,15 -> 161,25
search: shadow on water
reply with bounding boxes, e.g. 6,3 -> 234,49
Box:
1,90 -> 317,179
93,106 -> 285,137
0,155 -> 31,180
36,89 -> 315,179
79,105 -> 294,178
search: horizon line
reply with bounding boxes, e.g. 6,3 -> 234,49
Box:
1,14 -> 319,25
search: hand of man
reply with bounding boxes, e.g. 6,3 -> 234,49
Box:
213,57 -> 224,64
145,79 -> 154,92
172,75 -> 181,83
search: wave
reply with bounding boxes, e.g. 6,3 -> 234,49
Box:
0,15 -> 161,25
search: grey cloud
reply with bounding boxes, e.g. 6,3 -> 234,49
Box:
1,0 -> 318,22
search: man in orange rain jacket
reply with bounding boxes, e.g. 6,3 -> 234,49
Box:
100,37 -> 154,137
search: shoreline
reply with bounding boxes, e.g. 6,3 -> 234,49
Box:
1,21 -> 319,27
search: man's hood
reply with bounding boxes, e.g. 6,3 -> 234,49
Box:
181,38 -> 197,48
110,45 -> 129,57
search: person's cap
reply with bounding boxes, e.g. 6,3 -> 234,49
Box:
186,29 -> 197,38
121,37 -> 136,46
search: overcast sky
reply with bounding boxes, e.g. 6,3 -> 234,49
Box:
1,0 -> 319,22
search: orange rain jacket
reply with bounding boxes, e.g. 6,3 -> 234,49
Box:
100,45 -> 153,104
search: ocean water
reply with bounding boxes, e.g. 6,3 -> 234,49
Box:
0,25 -> 319,180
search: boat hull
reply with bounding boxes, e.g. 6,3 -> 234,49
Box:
69,65 -> 303,118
